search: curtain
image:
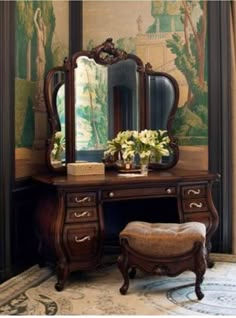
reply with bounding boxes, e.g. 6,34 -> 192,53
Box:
231,0 -> 236,253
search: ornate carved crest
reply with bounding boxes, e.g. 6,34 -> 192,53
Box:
90,38 -> 128,64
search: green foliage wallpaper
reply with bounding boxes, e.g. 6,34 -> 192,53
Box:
15,0 -> 69,177
75,57 -> 108,152
83,0 -> 208,147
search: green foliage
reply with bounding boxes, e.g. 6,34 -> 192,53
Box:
16,1 -> 34,38
15,79 -> 36,147
151,1 -> 165,16
21,99 -> 35,147
76,59 -> 108,150
172,105 -> 208,143
16,0 -> 56,80
148,1 -> 208,145
116,38 -> 136,54
86,40 -> 96,51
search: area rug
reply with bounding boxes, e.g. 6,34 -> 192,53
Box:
1,254 -> 236,315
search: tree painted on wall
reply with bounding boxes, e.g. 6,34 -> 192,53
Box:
15,0 -> 56,148
147,1 -> 183,33
75,58 -> 108,151
166,0 -> 208,144
16,0 -> 55,81
16,1 -> 34,80
147,0 -> 208,144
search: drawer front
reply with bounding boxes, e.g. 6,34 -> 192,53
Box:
181,185 -> 206,198
102,186 -> 176,200
183,212 -> 210,232
182,198 -> 208,213
65,207 -> 98,223
67,192 -> 97,207
63,224 -> 99,261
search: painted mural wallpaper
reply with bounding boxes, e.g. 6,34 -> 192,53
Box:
15,0 -> 69,178
15,0 -> 208,177
75,57 -> 108,152
83,0 -> 208,169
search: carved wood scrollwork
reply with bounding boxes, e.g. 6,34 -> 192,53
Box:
90,38 -> 128,65
153,264 -> 170,275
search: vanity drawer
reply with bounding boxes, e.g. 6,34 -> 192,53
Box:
181,185 -> 206,198
182,198 -> 208,213
183,212 -> 210,232
67,192 -> 97,207
63,223 -> 99,261
65,207 -> 98,223
102,186 -> 176,200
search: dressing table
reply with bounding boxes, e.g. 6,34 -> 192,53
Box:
34,169 -> 218,291
34,39 -> 219,291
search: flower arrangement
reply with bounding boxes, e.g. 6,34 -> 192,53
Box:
51,131 -> 65,161
104,129 -> 170,167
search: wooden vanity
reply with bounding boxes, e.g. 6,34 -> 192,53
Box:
36,39 -> 219,290
34,168 -> 219,291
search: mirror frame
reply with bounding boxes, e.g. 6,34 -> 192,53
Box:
44,38 -> 179,173
144,63 -> 179,170
44,66 -> 65,173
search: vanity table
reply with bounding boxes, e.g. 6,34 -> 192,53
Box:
34,168 -> 219,291
35,39 -> 219,291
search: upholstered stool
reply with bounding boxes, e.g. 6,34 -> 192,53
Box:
117,221 -> 207,300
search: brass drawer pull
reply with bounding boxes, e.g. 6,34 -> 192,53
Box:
75,235 -> 91,243
189,202 -> 203,208
74,196 -> 91,203
187,189 -> 201,195
73,211 -> 91,218
109,192 -> 115,198
166,188 -> 172,194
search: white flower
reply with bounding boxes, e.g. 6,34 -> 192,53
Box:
51,131 -> 65,161
104,129 -> 170,164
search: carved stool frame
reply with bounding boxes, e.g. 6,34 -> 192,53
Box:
117,239 -> 207,300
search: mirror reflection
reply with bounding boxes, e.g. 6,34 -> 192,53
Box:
108,59 -> 140,134
50,83 -> 66,167
44,68 -> 66,170
147,75 -> 175,130
74,56 -> 140,162
74,56 -> 108,162
44,38 -> 179,173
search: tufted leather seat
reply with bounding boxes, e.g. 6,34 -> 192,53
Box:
119,221 -> 206,257
117,221 -> 207,300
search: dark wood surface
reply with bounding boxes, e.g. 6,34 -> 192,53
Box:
34,168 -> 218,187
0,1 -> 15,283
34,168 -> 219,291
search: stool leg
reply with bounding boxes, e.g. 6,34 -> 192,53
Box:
206,241 -> 215,268
117,253 -> 130,295
129,267 -> 136,279
194,244 -> 207,300
195,273 -> 204,300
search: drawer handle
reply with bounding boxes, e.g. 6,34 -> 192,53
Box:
187,189 -> 201,195
74,211 -> 91,218
109,192 -> 115,198
75,235 -> 91,243
74,196 -> 91,203
189,202 -> 203,208
166,188 -> 172,194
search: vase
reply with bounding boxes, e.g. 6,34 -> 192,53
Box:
150,150 -> 162,164
140,163 -> 149,176
140,156 -> 150,176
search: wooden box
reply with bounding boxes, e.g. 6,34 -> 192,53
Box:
67,162 -> 105,176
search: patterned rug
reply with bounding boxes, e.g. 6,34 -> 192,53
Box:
1,254 -> 236,315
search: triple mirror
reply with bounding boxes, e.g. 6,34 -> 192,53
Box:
44,38 -> 179,173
